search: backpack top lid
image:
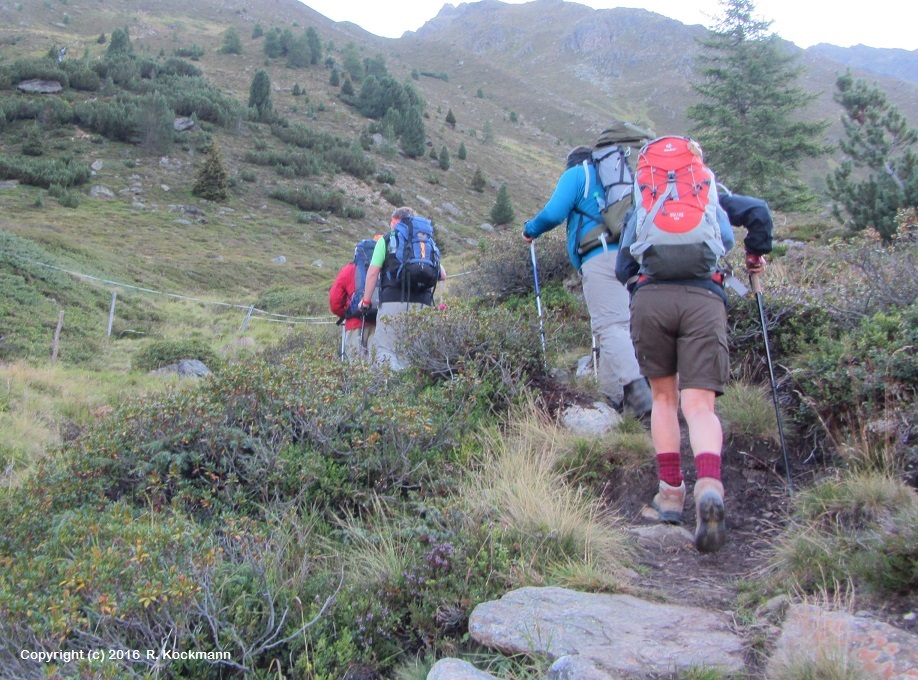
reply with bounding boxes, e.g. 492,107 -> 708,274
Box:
596,120 -> 654,150
566,145 -> 594,170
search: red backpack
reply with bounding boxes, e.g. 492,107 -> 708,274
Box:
629,136 -> 725,280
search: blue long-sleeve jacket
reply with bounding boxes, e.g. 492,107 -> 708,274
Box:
522,163 -> 606,271
616,193 -> 772,303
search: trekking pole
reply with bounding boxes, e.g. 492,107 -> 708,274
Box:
590,321 -> 599,382
750,272 -> 793,496
338,319 -> 346,362
529,242 -> 548,363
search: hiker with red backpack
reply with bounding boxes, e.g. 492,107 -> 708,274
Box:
329,236 -> 381,360
358,206 -> 446,370
615,135 -> 773,554
522,122 -> 654,417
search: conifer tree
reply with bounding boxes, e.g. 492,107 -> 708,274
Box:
329,68 -> 340,87
106,27 -> 132,57
457,141 -> 467,160
248,69 -> 272,121
445,108 -> 456,129
252,24 -> 264,39
490,183 -> 515,225
219,27 -> 242,55
136,92 -> 174,155
687,0 -> 829,210
306,27 -> 322,65
471,166 -> 485,192
401,106 -> 426,159
438,146 -> 450,171
827,72 -> 918,240
192,143 -> 228,202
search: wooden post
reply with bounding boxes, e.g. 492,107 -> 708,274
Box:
239,304 -> 255,335
51,310 -> 64,362
106,291 -> 117,337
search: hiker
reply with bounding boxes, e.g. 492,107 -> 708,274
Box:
358,207 -> 446,370
522,134 -> 653,417
615,135 -> 773,553
329,236 -> 381,360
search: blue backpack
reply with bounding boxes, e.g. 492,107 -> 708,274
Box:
345,238 -> 379,321
384,216 -> 441,295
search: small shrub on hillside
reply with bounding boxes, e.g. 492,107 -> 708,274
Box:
460,229 -> 570,300
766,472 -> 918,599
395,300 -> 545,405
380,185 -> 403,207
48,183 -> 80,208
794,303 -> 917,466
375,169 -> 396,184
0,153 -> 90,188
132,338 -> 221,372
717,381 -> 781,444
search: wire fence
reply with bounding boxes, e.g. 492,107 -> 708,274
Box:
14,256 -> 481,344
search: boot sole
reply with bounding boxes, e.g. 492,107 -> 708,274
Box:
651,503 -> 683,525
694,492 -> 726,553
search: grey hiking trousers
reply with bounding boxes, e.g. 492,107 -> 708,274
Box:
580,248 -> 644,404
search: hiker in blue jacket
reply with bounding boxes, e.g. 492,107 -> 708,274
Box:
617,186 -> 773,553
523,145 -> 652,417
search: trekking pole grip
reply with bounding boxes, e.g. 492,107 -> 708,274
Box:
749,272 -> 763,295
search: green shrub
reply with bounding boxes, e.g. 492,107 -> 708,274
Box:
767,472 -> 918,599
132,338 -> 221,372
395,300 -> 545,408
254,285 -> 326,316
375,169 -> 396,184
380,185 -> 403,207
794,304 -> 917,458
460,229 -> 569,301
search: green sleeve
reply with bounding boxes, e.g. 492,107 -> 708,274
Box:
370,235 -> 388,267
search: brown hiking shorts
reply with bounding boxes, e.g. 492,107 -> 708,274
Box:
630,284 -> 729,394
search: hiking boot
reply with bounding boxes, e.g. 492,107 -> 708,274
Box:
623,378 -> 653,419
693,478 -> 726,554
651,480 -> 686,524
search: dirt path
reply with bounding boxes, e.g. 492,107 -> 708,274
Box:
603,440 -> 798,677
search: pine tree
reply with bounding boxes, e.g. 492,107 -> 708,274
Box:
135,92 -> 174,155
329,68 -> 340,87
827,72 -> 918,240
192,143 -> 228,202
471,166 -> 485,192
306,27 -> 322,65
248,69 -> 272,120
438,146 -> 450,171
457,141 -> 467,160
252,24 -> 264,39
490,184 -> 515,225
106,27 -> 132,57
445,108 -> 456,129
219,27 -> 242,55
687,0 -> 829,210
341,78 -> 355,97
400,106 -> 426,159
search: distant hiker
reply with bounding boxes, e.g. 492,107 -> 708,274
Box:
329,236 -> 381,360
358,207 -> 446,370
616,135 -> 773,554
522,126 -> 653,417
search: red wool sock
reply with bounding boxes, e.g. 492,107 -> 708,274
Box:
656,452 -> 683,487
694,452 -> 722,481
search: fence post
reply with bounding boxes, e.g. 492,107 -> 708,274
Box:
51,310 -> 64,362
239,305 -> 255,335
107,291 -> 117,337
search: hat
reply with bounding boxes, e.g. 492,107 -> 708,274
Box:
596,120 -> 654,149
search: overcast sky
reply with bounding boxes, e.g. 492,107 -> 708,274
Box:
299,0 -> 917,50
